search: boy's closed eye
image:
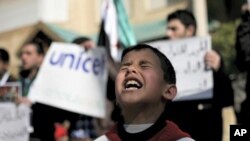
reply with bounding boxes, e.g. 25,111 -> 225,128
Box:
120,62 -> 131,70
140,65 -> 151,69
139,60 -> 152,69
119,60 -> 153,70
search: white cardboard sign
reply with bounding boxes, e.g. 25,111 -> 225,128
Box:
148,36 -> 213,101
28,42 -> 108,118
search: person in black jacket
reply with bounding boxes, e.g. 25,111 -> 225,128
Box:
235,3 -> 250,126
165,9 -> 234,141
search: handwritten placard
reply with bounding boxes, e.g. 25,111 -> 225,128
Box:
0,82 -> 22,102
148,36 -> 213,101
0,103 -> 31,141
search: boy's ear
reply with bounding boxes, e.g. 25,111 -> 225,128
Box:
162,84 -> 177,101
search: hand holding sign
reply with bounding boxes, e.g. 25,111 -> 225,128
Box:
205,50 -> 221,72
148,36 -> 213,101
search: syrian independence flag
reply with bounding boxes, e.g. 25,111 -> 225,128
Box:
97,0 -> 136,62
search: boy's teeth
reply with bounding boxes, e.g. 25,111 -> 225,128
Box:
126,80 -> 140,86
125,80 -> 142,89
125,87 -> 138,90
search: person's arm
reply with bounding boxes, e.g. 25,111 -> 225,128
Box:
107,56 -> 119,81
235,22 -> 250,72
210,51 -> 234,108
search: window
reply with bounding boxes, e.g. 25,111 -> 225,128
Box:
38,0 -> 68,22
145,0 -> 184,11
0,0 -> 39,33
147,0 -> 167,10
166,0 -> 184,6
0,0 -> 68,33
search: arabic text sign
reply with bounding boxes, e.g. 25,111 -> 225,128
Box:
148,36 -> 213,101
0,103 -> 31,141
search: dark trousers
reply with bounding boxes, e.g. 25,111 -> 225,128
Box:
238,73 -> 250,126
30,103 -> 79,141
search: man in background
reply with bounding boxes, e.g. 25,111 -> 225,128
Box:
0,48 -> 16,102
19,40 -> 45,97
0,48 -> 15,85
235,3 -> 250,126
19,40 -> 48,141
165,9 -> 234,141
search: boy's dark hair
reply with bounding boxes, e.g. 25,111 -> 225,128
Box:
121,44 -> 176,84
0,48 -> 10,64
72,37 -> 91,45
167,9 -> 197,35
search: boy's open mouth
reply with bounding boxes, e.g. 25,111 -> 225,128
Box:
124,79 -> 143,90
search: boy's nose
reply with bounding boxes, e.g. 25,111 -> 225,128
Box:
126,66 -> 137,75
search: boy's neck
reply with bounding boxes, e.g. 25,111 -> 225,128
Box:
122,103 -> 165,124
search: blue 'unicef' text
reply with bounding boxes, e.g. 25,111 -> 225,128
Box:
49,51 -> 105,75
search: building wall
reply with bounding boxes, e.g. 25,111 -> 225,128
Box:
131,0 -> 188,24
55,0 -> 101,36
54,0 -> 188,37
0,0 -> 189,77
0,26 -> 35,77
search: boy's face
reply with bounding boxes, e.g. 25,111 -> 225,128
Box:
166,19 -> 194,39
115,49 -> 168,107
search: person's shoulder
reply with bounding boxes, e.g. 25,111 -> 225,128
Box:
94,135 -> 110,141
177,137 -> 195,141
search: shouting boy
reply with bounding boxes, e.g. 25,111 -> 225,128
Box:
95,44 -> 194,141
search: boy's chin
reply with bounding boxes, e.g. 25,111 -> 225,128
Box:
118,100 -> 141,108
118,99 -> 156,110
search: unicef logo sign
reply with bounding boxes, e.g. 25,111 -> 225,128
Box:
49,51 -> 106,75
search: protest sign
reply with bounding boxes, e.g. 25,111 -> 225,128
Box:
28,42 -> 108,118
148,36 -> 213,101
0,82 -> 21,102
0,103 -> 31,141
